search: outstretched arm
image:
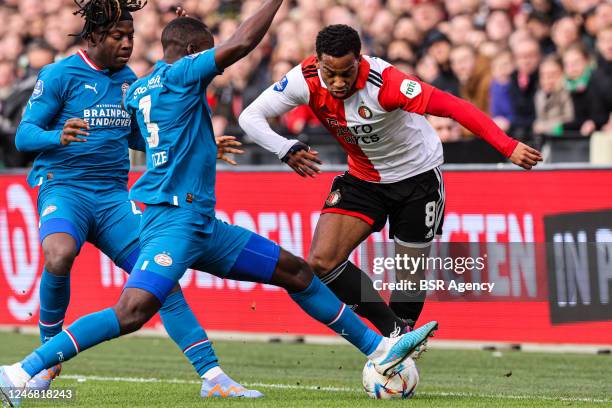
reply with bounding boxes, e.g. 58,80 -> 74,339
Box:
214,0 -> 284,70
379,66 -> 543,169
425,89 -> 542,169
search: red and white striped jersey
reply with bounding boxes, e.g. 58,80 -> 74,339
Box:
295,55 -> 443,183
240,55 -> 518,182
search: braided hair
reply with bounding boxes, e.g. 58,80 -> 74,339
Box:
72,0 -> 147,40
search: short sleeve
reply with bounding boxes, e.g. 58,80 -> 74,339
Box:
378,66 -> 434,115
166,48 -> 221,87
21,65 -> 64,129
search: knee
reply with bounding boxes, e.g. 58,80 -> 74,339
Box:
276,252 -> 314,292
43,240 -> 76,276
308,253 -> 341,277
113,298 -> 153,335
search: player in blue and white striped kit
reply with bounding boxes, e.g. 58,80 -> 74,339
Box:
10,0 -> 257,399
0,2 -> 438,405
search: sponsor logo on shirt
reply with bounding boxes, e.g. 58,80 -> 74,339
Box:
400,79 -> 421,99
154,253 -> 173,267
83,104 -> 131,127
274,75 -> 288,92
326,118 -> 381,145
147,75 -> 162,89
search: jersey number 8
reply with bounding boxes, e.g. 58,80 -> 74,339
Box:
425,201 -> 436,228
138,95 -> 160,148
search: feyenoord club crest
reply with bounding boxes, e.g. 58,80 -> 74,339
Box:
122,82 -> 130,98
326,190 -> 342,206
358,105 -> 373,119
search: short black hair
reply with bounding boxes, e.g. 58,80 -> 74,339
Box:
73,0 -> 146,40
316,25 -> 361,58
161,17 -> 213,52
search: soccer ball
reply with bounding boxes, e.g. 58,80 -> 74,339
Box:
362,358 -> 419,399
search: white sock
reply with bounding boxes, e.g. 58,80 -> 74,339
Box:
367,337 -> 395,361
202,366 -> 224,381
7,363 -> 31,388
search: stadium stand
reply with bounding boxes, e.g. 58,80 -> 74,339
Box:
0,0 -> 611,167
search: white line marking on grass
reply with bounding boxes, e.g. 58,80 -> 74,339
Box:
61,375 -> 612,404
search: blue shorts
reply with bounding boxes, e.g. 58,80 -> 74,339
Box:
124,204 -> 280,303
37,180 -> 140,270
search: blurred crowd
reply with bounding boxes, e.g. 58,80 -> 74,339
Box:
0,0 -> 612,167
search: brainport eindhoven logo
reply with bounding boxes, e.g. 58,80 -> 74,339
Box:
326,190 -> 342,206
358,105 -> 373,120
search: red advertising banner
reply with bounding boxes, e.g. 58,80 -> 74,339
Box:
1,169 -> 611,344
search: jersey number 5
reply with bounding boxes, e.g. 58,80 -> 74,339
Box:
138,95 -> 160,148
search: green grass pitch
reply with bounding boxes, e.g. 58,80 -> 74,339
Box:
1,332 -> 610,407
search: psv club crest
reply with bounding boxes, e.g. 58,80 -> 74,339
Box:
358,105 -> 373,119
326,190 -> 342,206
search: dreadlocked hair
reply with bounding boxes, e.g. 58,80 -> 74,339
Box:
72,0 -> 147,40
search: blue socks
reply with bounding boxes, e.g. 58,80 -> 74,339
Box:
21,308 -> 120,377
35,267 -> 218,378
159,291 -> 219,376
38,269 -> 71,343
290,277 -> 382,355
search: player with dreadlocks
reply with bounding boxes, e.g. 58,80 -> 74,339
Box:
11,0 -> 260,399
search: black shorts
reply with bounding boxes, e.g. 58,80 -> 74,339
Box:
321,168 -> 445,246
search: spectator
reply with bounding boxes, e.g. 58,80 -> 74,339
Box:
486,10 -> 514,45
393,17 -> 422,49
509,37 -> 541,141
413,0 -> 445,36
446,14 -> 474,46
562,43 -> 596,136
428,115 -> 463,143
533,56 -> 574,136
551,15 -> 580,54
526,12 -> 556,55
365,9 -> 397,57
416,54 -> 440,84
589,25 -> 612,131
450,44 -> 491,113
0,0 -> 610,167
387,40 -> 415,64
528,0 -> 566,22
490,51 -> 515,132
0,41 -> 55,167
595,3 -> 612,32
427,31 -> 459,95
0,62 -> 15,100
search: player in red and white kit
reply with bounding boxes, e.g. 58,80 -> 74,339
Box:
239,25 -> 542,337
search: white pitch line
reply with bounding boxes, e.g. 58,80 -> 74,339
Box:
61,374 -> 612,404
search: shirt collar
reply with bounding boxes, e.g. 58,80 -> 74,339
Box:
354,56 -> 370,90
78,49 -> 103,70
78,49 -> 115,75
